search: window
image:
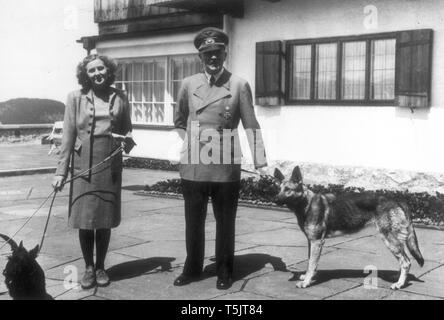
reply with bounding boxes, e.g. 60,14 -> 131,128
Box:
371,39 -> 396,100
256,29 -> 432,108
115,55 -> 201,126
290,45 -> 311,100
315,43 -> 337,100
287,34 -> 397,104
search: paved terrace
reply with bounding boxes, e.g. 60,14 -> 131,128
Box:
0,143 -> 443,300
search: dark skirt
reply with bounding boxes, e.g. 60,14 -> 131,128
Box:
69,135 -> 122,230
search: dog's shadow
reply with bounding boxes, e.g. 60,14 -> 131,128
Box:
203,253 -> 288,280
289,269 -> 424,288
106,257 -> 176,282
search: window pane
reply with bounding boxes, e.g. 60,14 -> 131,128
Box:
133,83 -> 143,101
144,103 -> 153,123
115,64 -> 123,81
133,63 -> 143,81
133,103 -> 143,123
154,60 -> 166,80
315,43 -> 337,100
143,83 -> 152,102
153,82 -> 165,102
144,62 -> 153,81
371,39 -> 396,100
124,63 -> 133,81
171,59 -> 183,80
154,103 -> 165,123
342,41 -> 366,100
290,45 -> 311,100
171,55 -> 201,81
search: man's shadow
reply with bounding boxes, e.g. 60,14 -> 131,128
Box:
106,257 -> 175,282
203,253 -> 288,281
289,269 -> 424,289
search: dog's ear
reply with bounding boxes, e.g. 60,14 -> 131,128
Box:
19,241 -> 23,249
290,166 -> 303,183
29,245 -> 39,259
274,168 -> 285,182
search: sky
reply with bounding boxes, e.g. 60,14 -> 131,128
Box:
0,0 -> 98,103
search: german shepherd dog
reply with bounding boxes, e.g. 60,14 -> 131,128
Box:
273,166 -> 424,290
0,234 -> 52,300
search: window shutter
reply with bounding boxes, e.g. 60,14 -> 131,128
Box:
255,40 -> 283,106
395,29 -> 433,108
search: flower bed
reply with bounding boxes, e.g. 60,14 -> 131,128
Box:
123,157 -> 179,171
144,176 -> 444,227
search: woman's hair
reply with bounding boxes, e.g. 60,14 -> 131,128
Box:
76,54 -> 118,92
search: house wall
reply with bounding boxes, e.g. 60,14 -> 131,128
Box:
96,0 -> 444,179
226,0 -> 444,174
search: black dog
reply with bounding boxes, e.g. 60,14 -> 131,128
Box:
0,234 -> 52,300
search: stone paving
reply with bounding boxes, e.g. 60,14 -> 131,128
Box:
0,169 -> 443,300
0,144 -> 443,300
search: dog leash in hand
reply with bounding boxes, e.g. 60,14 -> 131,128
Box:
0,145 -> 124,253
241,168 -> 275,180
38,144 -> 124,252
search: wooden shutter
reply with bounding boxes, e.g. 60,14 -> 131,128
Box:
255,41 -> 283,106
395,29 -> 433,108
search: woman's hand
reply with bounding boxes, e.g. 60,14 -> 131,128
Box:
52,175 -> 66,192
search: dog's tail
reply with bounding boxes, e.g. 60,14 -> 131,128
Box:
398,203 -> 425,267
406,226 -> 424,267
0,233 -> 18,252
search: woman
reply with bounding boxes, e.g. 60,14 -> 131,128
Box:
52,54 -> 133,289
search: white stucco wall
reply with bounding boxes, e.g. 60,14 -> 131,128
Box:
227,0 -> 444,174
96,0 -> 444,174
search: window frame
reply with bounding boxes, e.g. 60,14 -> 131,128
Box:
115,53 -> 201,129
285,31 -> 398,106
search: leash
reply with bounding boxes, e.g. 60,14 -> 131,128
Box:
0,145 -> 124,253
241,168 -> 275,179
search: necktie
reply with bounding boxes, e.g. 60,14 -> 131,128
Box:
209,75 -> 216,87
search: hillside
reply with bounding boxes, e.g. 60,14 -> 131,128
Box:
0,98 -> 64,124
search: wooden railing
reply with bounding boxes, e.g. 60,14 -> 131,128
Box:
94,0 -> 185,22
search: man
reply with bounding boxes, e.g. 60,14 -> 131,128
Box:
173,27 -> 267,290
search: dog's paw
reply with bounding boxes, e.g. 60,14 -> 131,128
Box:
390,282 -> 405,290
299,274 -> 306,280
295,280 -> 311,289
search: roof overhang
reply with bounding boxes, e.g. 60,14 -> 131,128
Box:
145,0 -> 244,18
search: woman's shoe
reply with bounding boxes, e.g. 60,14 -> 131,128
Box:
80,266 -> 96,289
95,269 -> 110,287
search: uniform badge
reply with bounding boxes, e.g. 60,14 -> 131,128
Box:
223,106 -> 232,121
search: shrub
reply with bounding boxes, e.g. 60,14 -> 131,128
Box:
144,176 -> 444,226
123,157 -> 179,171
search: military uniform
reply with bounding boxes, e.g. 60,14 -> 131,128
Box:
174,27 -> 267,285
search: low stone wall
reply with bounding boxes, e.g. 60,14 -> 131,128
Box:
0,124 -> 52,143
247,160 -> 444,195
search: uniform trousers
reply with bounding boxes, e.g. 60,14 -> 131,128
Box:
181,179 -> 240,279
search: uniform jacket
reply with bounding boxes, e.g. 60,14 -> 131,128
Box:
56,88 -> 132,177
174,69 -> 267,182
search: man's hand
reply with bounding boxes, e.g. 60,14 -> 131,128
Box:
52,175 -> 65,192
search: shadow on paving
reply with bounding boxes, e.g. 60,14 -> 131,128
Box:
202,253 -> 288,281
289,269 -> 424,288
106,257 -> 176,282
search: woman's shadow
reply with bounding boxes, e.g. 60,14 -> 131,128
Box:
106,257 -> 176,282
